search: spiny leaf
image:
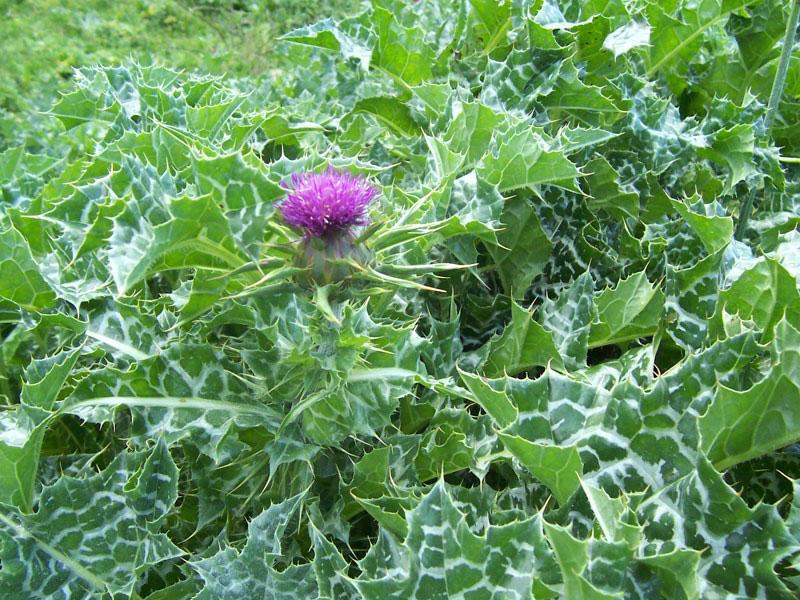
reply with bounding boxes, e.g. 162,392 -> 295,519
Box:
355,480 -> 554,599
0,225 -> 56,309
192,493 -> 314,599
0,447 -> 181,598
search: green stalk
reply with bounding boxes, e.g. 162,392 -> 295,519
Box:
764,0 -> 800,134
734,187 -> 758,240
0,351 -> 14,405
737,1 -> 799,239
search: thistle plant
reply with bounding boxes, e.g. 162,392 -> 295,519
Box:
7,0 -> 800,596
224,161 -> 467,306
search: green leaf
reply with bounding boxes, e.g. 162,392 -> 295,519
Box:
110,126 -> 194,174
309,516 -> 359,599
468,0 -> 511,53
351,97 -> 422,137
664,246 -> 727,351
417,408 -> 499,480
699,0 -> 790,105
49,86 -> 118,130
372,7 -> 435,85
107,192 -> 245,294
555,126 -> 620,156
0,447 -> 181,598
637,458 -> 797,598
0,225 -> 56,309
541,61 -> 627,127
477,122 -> 581,192
128,438 -> 180,526
282,17 -> 372,69
65,344 -> 280,461
710,258 -> 800,342
701,371 -> 800,471
580,480 -> 641,548
584,156 -> 639,221
647,0 -> 753,93
425,135 -> 466,181
543,521 -> 630,598
487,196 -> 552,298
603,21 -> 650,58
670,196 -> 733,255
540,272 -> 595,370
172,269 -> 231,327
274,304 -> 427,446
459,369 -> 516,429
696,123 -> 756,193
589,272 -> 664,348
300,370 -> 416,446
0,348 -> 80,511
186,95 -> 247,141
444,171 -> 504,251
480,331 -> 760,502
700,319 -> 800,470
192,152 -> 284,258
85,299 -> 164,360
355,480 -> 552,599
499,434 -> 583,506
477,300 -> 564,377
482,23 -> 562,100
192,493 -> 316,599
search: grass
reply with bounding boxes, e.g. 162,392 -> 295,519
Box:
0,0 -> 358,146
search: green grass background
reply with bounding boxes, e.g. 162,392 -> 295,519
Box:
0,0 -> 357,143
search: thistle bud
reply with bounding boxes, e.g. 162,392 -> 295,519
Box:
296,231 -> 370,285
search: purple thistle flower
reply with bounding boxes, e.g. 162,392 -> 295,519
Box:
278,167 -> 378,238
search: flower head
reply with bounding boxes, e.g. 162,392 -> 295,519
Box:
278,167 -> 378,238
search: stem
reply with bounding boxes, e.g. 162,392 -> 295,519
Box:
735,187 -> 757,240
0,350 -> 14,405
764,0 -> 800,133
736,2 -> 799,238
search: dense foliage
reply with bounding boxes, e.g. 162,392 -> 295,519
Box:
2,0 -> 800,597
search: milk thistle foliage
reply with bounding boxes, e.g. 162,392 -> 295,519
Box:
7,0 -> 800,598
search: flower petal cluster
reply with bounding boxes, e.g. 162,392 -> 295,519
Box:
279,167 -> 378,238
